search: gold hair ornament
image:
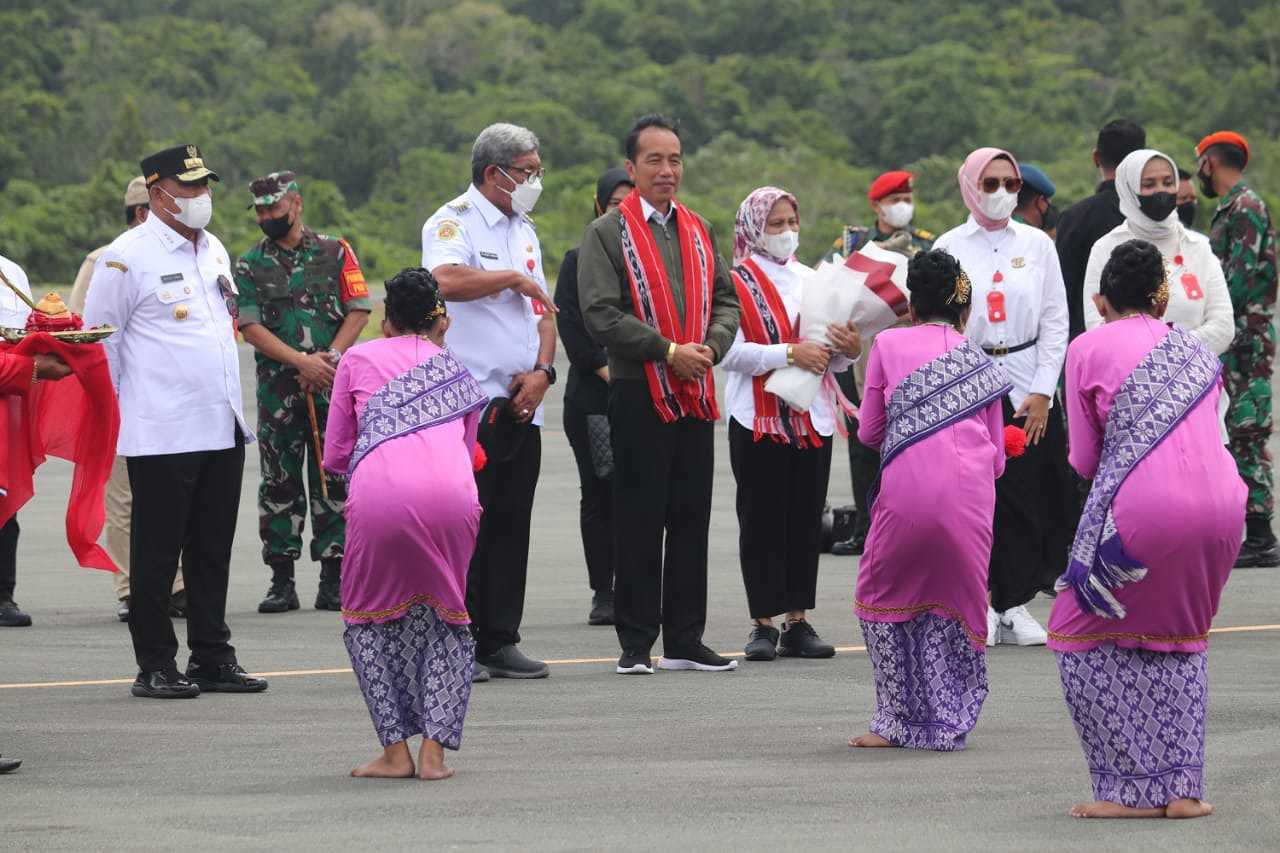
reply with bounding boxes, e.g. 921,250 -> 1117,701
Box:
1152,266 -> 1171,308
945,270 -> 972,306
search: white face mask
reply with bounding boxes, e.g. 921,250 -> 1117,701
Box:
498,167 -> 543,215
157,186 -> 213,230
761,228 -> 799,260
978,187 -> 1018,221
880,201 -> 914,230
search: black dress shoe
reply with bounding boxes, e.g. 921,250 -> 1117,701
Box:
477,645 -> 549,679
744,624 -> 780,661
186,662 -> 269,693
830,536 -> 865,557
116,597 -> 130,622
132,669 -> 200,699
587,592 -> 615,626
168,589 -> 187,619
0,755 -> 21,774
314,579 -> 342,611
258,580 -> 300,613
0,599 -> 32,628
1235,537 -> 1280,568
777,620 -> 836,659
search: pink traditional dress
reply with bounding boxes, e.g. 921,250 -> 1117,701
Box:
1050,315 -> 1245,808
324,334 -> 486,750
854,323 -> 1010,750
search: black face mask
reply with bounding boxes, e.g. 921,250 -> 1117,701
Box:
1041,202 -> 1059,231
1177,200 -> 1198,228
259,211 -> 293,240
1197,169 -> 1217,199
1137,191 -> 1177,222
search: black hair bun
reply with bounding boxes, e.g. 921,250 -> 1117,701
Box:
384,267 -> 443,334
1100,239 -> 1163,313
907,249 -> 969,325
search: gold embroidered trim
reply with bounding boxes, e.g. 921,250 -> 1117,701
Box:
855,599 -> 985,647
342,592 -> 468,623
1047,629 -> 1209,644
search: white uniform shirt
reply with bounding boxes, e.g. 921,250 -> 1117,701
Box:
1082,223 -> 1234,355
83,215 -> 253,456
933,217 -> 1068,409
720,254 -> 852,437
0,254 -> 34,327
422,184 -> 544,426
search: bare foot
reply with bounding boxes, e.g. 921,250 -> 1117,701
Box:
1166,799 -> 1214,819
848,733 -> 896,748
350,752 -> 415,779
417,738 -> 455,781
1069,801 -> 1166,818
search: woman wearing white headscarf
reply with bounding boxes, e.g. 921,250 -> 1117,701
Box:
1082,149 -> 1233,353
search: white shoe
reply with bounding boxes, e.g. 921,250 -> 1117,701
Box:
986,607 -> 999,647
999,605 -> 1048,646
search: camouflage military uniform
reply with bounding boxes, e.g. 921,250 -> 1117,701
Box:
235,227 -> 372,565
830,224 -> 934,260
1210,180 -> 1279,517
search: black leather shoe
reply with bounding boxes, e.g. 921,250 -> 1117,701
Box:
116,597 -> 130,622
1235,538 -> 1280,568
168,589 -> 187,619
0,755 -> 21,774
477,645 -> 549,679
187,662 -> 268,693
314,579 -> 342,611
830,536 -> 865,557
777,620 -> 836,658
258,580 -> 300,613
587,592 -> 615,626
744,624 -> 780,661
0,599 -> 32,628
131,669 -> 200,699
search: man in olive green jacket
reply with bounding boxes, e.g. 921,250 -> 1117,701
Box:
579,114 -> 740,676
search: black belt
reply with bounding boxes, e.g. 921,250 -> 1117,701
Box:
982,337 -> 1037,357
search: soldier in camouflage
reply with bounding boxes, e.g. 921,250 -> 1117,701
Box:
1197,132 -> 1280,568
235,171 -> 372,610
829,171 -> 933,557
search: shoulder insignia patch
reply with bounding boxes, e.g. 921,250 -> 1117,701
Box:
105,260 -> 129,273
446,198 -> 471,213
436,219 -> 462,241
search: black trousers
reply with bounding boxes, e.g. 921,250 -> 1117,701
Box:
610,380 -> 713,654
0,516 -> 18,600
989,397 -> 1078,612
467,426 -> 540,656
729,421 -> 833,618
126,431 -> 244,673
563,397 -> 614,594
845,416 -> 881,543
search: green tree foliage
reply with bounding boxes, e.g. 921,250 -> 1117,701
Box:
0,0 -> 1276,284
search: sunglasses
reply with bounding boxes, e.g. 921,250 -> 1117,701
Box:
980,177 -> 1023,194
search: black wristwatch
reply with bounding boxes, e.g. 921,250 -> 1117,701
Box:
534,362 -> 557,385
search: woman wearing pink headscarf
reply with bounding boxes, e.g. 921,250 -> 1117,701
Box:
933,148 -> 1073,648
720,186 -> 862,662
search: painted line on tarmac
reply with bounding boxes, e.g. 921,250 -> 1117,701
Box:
3,625 -> 1277,691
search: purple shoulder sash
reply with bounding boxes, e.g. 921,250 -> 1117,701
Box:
348,349 -> 487,476
1056,326 -> 1221,618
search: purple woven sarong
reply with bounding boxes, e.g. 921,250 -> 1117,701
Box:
343,602 -> 476,749
1056,644 -> 1207,807
859,613 -> 989,751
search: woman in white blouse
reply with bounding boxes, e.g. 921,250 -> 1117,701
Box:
1082,148 -> 1233,354
933,147 -> 1075,649
720,187 -> 861,663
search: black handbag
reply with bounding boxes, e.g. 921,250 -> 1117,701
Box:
586,414 -> 614,479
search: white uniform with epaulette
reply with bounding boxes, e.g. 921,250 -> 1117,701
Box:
83,214 -> 253,456
421,183 -> 546,425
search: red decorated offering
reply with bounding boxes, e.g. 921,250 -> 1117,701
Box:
25,292 -> 84,332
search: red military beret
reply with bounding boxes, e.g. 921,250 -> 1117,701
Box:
1196,131 -> 1249,166
868,170 -> 914,202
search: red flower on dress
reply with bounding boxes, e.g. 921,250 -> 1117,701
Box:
1004,424 -> 1028,458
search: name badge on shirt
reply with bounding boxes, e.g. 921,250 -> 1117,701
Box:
1181,272 -> 1203,300
161,273 -> 184,283
479,251 -> 499,260
987,291 -> 1007,323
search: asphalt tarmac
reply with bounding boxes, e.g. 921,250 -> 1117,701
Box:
2,343 -> 1277,850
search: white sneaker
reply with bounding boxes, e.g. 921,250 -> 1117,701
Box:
999,605 -> 1048,646
986,606 -> 999,647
